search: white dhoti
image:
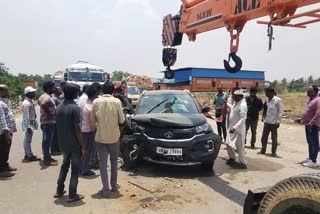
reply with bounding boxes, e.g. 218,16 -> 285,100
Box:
226,99 -> 248,165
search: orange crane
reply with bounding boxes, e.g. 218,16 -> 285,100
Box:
162,0 -> 320,79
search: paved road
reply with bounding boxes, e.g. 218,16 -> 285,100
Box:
0,113 -> 318,214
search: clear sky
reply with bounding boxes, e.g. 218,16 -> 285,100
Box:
0,0 -> 319,81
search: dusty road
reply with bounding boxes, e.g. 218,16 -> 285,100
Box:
0,114 -> 318,214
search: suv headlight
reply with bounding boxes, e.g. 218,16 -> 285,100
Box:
196,123 -> 212,134
130,121 -> 144,133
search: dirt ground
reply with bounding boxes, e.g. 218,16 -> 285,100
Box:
195,92 -> 308,121
0,112 -> 318,214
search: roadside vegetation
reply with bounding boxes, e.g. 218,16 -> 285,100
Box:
1,61 -> 319,119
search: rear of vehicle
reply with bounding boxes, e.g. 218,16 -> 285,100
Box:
120,90 -> 222,171
127,86 -> 140,107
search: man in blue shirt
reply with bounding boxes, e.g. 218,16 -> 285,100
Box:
214,86 -> 228,142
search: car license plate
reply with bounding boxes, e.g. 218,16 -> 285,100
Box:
156,147 -> 182,156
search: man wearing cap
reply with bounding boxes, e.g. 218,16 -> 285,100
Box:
0,84 -> 17,177
21,87 -> 40,162
260,88 -> 283,157
225,89 -> 248,169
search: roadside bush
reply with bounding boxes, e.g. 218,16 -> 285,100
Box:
0,63 -> 24,107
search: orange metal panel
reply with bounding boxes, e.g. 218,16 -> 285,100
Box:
192,78 -> 215,92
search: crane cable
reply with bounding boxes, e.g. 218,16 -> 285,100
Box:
267,13 -> 277,51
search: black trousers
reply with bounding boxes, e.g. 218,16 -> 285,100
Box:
0,134 -> 12,171
261,123 -> 278,154
246,119 -> 259,146
57,151 -> 81,198
51,127 -> 60,154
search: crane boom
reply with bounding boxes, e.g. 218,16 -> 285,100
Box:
162,0 -> 320,79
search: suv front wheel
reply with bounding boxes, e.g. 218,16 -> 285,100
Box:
201,160 -> 214,172
120,141 -> 139,170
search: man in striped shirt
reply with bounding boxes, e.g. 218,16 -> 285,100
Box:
0,84 -> 17,178
38,81 -> 58,166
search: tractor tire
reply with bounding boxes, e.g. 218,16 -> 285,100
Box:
258,173 -> 320,214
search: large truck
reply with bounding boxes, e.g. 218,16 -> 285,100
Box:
53,61 -> 108,89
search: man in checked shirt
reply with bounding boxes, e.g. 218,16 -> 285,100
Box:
22,86 -> 40,162
0,84 -> 17,178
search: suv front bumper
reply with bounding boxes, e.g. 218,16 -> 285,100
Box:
122,132 -> 222,166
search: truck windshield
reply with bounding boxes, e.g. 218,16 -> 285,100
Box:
128,87 -> 140,95
69,70 -> 105,82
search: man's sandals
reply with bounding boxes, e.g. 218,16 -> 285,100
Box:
67,194 -> 85,203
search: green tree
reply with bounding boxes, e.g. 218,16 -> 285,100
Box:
111,70 -> 131,81
17,73 -> 30,81
307,75 -> 314,84
16,73 -> 52,88
281,78 -> 288,88
288,78 -> 305,92
0,62 -> 9,74
0,62 -> 24,107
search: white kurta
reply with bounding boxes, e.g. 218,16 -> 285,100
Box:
226,99 -> 247,149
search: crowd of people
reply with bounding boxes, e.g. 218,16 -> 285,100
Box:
0,81 -> 319,203
213,85 -> 319,169
0,81 -> 127,202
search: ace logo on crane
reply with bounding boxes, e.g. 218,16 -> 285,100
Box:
234,0 -> 261,14
197,9 -> 212,21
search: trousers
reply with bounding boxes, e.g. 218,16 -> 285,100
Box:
261,123 -> 278,154
56,151 -> 81,198
305,126 -> 320,163
96,142 -> 120,193
23,131 -> 34,157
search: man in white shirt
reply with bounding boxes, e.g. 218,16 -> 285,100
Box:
21,86 -> 40,162
260,88 -> 283,157
77,84 -> 89,115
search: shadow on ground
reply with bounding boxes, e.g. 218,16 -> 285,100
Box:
79,174 -> 100,180
121,155 -> 285,208
91,192 -> 124,200
54,196 -> 86,207
0,177 -> 13,181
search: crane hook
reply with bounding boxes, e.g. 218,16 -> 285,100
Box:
223,52 -> 242,73
164,66 -> 175,79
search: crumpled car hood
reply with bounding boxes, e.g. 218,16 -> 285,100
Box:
132,113 -> 206,128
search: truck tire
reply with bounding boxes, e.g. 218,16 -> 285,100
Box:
258,173 -> 320,214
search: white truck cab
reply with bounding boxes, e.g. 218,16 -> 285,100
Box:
62,61 -> 107,89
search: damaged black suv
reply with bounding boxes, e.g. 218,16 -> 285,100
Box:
120,90 -> 221,172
